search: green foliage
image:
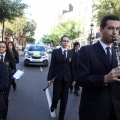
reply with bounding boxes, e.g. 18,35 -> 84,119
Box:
26,37 -> 35,43
5,15 -> 27,36
93,0 -> 120,25
5,15 -> 37,43
41,19 -> 82,43
0,0 -> 28,22
23,20 -> 37,37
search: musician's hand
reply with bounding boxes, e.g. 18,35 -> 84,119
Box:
48,80 -> 52,85
72,81 -> 76,86
104,66 -> 120,83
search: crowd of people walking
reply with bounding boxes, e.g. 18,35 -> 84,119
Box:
47,14 -> 120,120
1,14 -> 120,120
0,41 -> 19,120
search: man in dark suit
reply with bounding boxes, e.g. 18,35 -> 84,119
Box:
69,42 -> 80,96
77,14 -> 120,120
0,61 -> 9,120
47,35 -> 75,120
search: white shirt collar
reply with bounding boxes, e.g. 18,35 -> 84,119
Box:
99,40 -> 112,49
99,40 -> 112,54
0,52 -> 6,57
61,47 -> 67,53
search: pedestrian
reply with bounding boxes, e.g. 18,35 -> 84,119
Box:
8,41 -> 19,90
69,42 -> 80,96
0,61 -> 9,120
77,14 -> 120,120
47,35 -> 75,120
0,41 -> 16,120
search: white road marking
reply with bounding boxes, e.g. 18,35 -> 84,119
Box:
46,88 -> 56,117
40,67 -> 43,71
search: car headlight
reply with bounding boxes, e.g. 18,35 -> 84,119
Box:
42,53 -> 48,58
25,53 -> 31,58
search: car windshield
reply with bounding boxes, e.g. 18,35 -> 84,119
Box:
28,46 -> 45,51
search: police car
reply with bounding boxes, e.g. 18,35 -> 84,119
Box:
24,44 -> 49,66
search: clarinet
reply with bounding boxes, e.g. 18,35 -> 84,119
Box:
112,37 -> 120,66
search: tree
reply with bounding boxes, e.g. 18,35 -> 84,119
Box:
0,0 -> 28,41
23,20 -> 37,37
93,0 -> 120,25
5,15 -> 27,42
41,19 -> 82,44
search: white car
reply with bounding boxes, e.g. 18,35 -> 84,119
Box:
24,45 -> 49,66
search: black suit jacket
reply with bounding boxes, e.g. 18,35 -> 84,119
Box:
4,54 -> 16,76
77,41 -> 120,120
0,62 -> 9,111
11,51 -> 19,64
72,49 -> 79,71
47,48 -> 75,82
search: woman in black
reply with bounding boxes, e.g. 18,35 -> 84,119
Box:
8,41 -> 19,90
0,41 -> 16,120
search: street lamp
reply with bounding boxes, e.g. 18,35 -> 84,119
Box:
90,23 -> 94,44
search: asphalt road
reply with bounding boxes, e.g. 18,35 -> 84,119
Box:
7,51 -> 81,120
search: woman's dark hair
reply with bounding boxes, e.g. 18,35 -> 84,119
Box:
60,35 -> 70,42
100,14 -> 120,29
8,41 -> 18,56
0,41 -> 14,59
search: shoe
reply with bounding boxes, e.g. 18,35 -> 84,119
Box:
50,102 -> 57,112
13,84 -> 17,90
50,105 -> 57,112
74,91 -> 79,96
50,106 -> 55,112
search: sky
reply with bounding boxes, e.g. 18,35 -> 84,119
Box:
23,0 -> 70,40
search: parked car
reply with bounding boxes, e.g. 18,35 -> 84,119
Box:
24,44 -> 49,66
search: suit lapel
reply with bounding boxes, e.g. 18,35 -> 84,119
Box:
94,41 -> 111,70
58,48 -> 64,60
58,48 -> 70,61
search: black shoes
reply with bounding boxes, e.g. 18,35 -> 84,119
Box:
50,106 -> 55,112
74,91 -> 79,96
12,83 -> 17,90
50,102 -> 57,112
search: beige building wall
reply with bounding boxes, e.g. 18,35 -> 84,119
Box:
57,0 -> 94,46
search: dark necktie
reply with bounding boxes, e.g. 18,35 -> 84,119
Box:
106,47 -> 111,64
76,50 -> 78,53
1,55 -> 3,62
63,50 -> 67,59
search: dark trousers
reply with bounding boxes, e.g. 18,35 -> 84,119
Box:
11,78 -> 16,87
0,111 -> 3,120
52,79 -> 70,120
69,80 -> 79,92
109,106 -> 117,120
3,82 -> 11,120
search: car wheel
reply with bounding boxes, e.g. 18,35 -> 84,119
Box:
43,60 -> 48,66
24,60 -> 29,66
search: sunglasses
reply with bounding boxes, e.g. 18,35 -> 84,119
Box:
0,46 -> 6,49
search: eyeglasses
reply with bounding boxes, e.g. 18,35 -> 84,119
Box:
62,40 -> 70,43
0,46 -> 6,49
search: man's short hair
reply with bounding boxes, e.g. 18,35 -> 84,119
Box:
74,42 -> 80,48
100,14 -> 120,28
60,35 -> 69,42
